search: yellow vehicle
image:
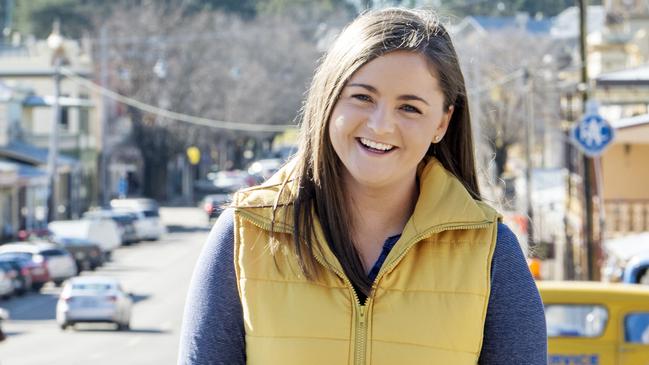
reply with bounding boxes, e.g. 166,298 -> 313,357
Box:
539,281 -> 649,365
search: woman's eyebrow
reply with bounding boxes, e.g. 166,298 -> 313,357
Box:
347,83 -> 430,106
347,83 -> 378,93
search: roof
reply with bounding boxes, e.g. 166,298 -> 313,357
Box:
68,276 -> 119,284
22,95 -> 94,108
551,5 -> 605,39
610,113 -> 649,129
0,158 -> 48,184
452,15 -> 553,36
596,65 -> 649,86
0,242 -> 59,253
0,141 -> 78,167
538,281 -> 649,300
471,16 -> 553,34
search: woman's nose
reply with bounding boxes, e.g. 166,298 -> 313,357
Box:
366,104 -> 395,134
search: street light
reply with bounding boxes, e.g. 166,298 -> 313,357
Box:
46,20 -> 65,222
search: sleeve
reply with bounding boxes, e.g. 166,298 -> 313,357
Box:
178,209 -> 246,365
478,223 -> 547,365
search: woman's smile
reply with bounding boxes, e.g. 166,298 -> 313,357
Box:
356,137 -> 397,154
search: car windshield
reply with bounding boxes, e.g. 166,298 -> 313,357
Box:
545,304 -> 608,337
71,283 -> 115,291
40,249 -> 66,257
142,210 -> 159,218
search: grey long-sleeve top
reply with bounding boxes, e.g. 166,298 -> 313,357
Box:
178,209 -> 547,364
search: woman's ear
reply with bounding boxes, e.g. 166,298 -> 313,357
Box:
432,105 -> 454,143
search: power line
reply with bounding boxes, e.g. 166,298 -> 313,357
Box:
60,66 -> 297,133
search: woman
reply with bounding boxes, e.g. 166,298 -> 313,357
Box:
179,7 -> 546,365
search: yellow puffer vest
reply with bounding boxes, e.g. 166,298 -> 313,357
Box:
232,158 -> 501,365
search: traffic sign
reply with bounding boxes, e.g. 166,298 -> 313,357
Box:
571,101 -> 615,157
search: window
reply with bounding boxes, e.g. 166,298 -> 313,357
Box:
545,305 -> 608,337
625,313 -> 649,344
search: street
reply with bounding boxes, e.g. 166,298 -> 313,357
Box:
0,207 -> 210,365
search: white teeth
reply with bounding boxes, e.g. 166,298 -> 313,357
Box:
359,137 -> 394,151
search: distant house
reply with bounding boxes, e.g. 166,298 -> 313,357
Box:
595,65 -> 649,237
451,13 -> 554,38
0,34 -> 99,221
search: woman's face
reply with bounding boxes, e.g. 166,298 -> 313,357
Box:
328,51 -> 453,191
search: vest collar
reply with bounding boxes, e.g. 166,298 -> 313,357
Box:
234,157 -> 492,234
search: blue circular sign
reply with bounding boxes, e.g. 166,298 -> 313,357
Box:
571,113 -> 615,157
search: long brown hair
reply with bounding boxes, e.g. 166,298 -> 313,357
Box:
283,8 -> 481,296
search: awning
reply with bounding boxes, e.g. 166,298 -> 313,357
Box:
23,95 -> 94,108
596,65 -> 649,87
0,159 -> 48,186
0,141 -> 78,168
611,113 -> 649,129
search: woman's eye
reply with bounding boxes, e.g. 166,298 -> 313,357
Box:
351,94 -> 372,102
400,104 -> 422,114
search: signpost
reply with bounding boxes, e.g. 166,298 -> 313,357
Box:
571,101 -> 614,157
570,100 -> 614,280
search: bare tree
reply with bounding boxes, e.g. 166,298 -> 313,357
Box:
93,3 -> 322,200
455,29 -> 564,186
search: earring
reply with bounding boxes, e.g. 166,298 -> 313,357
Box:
433,135 -> 441,143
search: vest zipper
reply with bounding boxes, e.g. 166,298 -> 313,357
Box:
237,212 -> 493,365
371,220 -> 493,290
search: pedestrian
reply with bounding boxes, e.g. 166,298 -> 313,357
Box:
179,7 -> 546,365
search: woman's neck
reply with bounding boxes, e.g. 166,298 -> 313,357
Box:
345,175 -> 419,239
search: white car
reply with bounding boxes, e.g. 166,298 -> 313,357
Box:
56,276 -> 133,330
0,243 -> 77,286
110,199 -> 165,240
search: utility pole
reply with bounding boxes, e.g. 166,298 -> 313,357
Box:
46,21 -> 64,223
578,0 -> 597,280
99,26 -> 109,207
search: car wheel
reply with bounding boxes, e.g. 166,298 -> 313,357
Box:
31,282 -> 44,291
639,270 -> 649,285
54,280 -> 64,287
60,322 -> 69,330
117,322 -> 130,331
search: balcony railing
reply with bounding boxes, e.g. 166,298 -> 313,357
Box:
604,199 -> 649,237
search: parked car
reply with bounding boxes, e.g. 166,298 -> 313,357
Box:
0,307 -> 7,341
51,237 -> 104,273
201,193 -> 232,224
111,207 -> 164,241
109,199 -> 165,241
0,260 -> 29,296
0,242 -> 76,287
602,232 -> 649,282
0,268 -> 13,299
48,220 -> 121,261
247,158 -> 283,181
83,210 -> 139,245
56,276 -> 133,331
207,170 -> 256,192
623,251 -> 649,285
540,281 -> 649,364
0,252 -> 49,291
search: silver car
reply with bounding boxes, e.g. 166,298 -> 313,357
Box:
56,276 -> 133,330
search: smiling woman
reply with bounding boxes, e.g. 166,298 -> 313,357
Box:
179,7 -> 547,365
